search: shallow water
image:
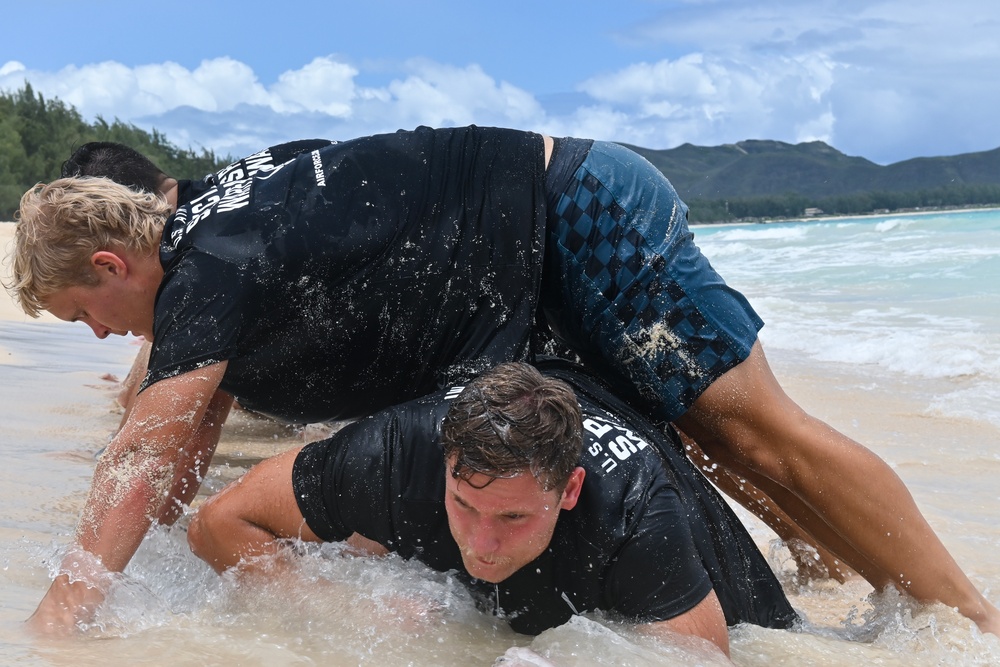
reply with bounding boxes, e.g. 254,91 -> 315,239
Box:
3,210 -> 1000,664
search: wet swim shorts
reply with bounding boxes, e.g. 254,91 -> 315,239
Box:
542,138 -> 764,422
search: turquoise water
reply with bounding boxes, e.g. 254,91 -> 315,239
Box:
694,209 -> 1000,429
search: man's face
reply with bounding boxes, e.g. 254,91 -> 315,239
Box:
444,458 -> 584,583
44,255 -> 154,340
45,250 -> 158,340
45,281 -> 150,340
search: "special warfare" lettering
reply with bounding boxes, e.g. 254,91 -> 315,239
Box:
168,177 -> 257,249
214,148 -> 280,184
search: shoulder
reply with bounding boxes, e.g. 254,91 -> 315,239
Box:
331,390 -> 453,463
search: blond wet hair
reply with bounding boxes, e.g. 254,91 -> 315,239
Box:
6,177 -> 170,317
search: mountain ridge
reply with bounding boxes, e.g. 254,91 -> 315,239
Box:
622,139 -> 1000,202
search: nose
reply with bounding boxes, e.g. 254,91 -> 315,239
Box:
83,319 -> 110,339
467,519 -> 503,557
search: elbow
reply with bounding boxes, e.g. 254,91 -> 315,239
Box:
186,501 -> 219,567
187,491 -> 244,574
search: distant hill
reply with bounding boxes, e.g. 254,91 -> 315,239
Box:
3,82 -> 999,223
624,139 -> 1000,200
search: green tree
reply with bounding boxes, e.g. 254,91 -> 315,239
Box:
0,84 -> 230,219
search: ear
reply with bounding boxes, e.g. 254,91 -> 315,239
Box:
558,467 -> 586,511
90,251 -> 128,279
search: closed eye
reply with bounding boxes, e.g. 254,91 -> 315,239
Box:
452,494 -> 473,511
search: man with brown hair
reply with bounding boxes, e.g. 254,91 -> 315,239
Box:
186,361 -> 797,660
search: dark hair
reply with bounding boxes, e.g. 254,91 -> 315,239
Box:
61,142 -> 170,193
441,362 -> 583,492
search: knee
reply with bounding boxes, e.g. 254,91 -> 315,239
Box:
187,495 -> 224,562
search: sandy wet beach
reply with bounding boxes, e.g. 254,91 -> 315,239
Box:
3,219 -> 1000,665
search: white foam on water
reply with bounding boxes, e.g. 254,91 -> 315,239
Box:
873,217 -> 920,233
929,383 -> 1000,430
19,525 -> 750,666
699,224 -> 811,244
11,517 -> 998,667
697,210 -> 1000,429
760,315 -> 999,380
14,524 -> 999,667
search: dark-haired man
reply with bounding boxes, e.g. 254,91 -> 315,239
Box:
187,361 -> 798,659
61,139 -> 334,211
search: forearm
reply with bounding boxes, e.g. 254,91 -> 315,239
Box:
75,445 -> 179,572
116,341 -> 152,428
27,362 -> 229,635
155,391 -> 233,525
27,446 -> 178,635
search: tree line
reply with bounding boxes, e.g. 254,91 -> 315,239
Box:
2,83 -> 999,224
0,84 -> 229,219
686,184 -> 1000,224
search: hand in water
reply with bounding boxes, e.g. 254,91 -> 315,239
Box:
26,547 -> 112,637
25,575 -> 105,637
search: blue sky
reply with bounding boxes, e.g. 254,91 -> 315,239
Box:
3,0 -> 999,165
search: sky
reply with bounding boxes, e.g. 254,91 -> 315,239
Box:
2,0 -> 999,165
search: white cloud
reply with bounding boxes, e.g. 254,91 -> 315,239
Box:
0,58 -> 270,119
0,56 -> 551,157
185,58 -> 271,110
610,0 -> 1000,160
3,2 -> 1000,165
0,61 -> 25,77
270,57 -> 360,116
382,60 -> 545,129
570,51 -> 838,151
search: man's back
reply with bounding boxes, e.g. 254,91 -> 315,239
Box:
145,126 -> 548,422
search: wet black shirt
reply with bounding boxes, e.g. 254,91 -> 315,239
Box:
145,127 -> 547,422
174,139 -> 336,206
293,361 -> 797,635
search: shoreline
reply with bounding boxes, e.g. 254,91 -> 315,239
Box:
689,203 -> 1000,227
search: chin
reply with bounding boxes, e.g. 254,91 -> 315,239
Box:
464,558 -> 514,583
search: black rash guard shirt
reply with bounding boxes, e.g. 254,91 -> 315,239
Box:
174,139 -> 337,206
292,361 -> 797,635
143,126 -> 546,423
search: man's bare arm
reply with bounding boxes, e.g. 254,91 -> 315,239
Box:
638,589 -> 732,661
115,340 -> 152,424
155,386 -> 234,525
27,361 -> 228,635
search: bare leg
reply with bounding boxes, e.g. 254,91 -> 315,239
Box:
674,341 -> 1000,635
678,430 -> 859,584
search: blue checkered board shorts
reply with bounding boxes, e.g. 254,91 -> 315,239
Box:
541,139 -> 764,423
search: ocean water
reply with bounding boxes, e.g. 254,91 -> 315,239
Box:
1,209 -> 1000,665
694,209 -> 1000,430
